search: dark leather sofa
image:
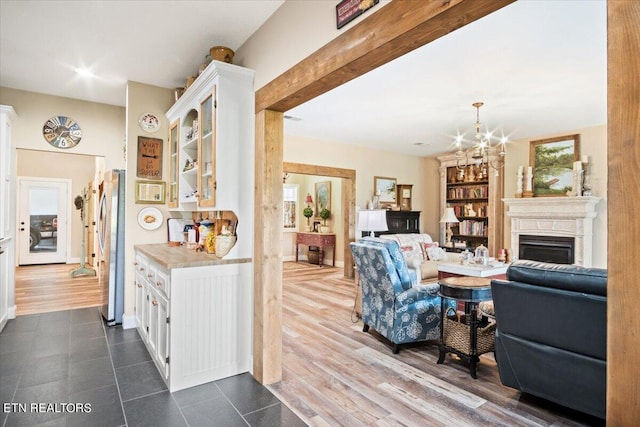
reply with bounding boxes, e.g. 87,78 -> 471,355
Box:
491,260 -> 607,419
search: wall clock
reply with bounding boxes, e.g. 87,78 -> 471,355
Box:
42,116 -> 82,149
138,112 -> 160,133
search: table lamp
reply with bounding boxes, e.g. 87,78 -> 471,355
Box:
439,207 -> 459,246
358,209 -> 388,237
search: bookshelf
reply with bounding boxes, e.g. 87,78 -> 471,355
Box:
438,154 -> 504,256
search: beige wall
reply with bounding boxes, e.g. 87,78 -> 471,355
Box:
283,173 -> 343,265
284,133 -> 433,235
123,81 -> 175,321
0,87 -> 125,169
236,0 -> 390,90
16,149 -> 99,261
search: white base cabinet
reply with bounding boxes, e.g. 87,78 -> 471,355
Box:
134,250 -> 252,391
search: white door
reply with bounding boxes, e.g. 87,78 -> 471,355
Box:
17,178 -> 70,265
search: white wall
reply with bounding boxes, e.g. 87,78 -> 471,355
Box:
236,0 -> 391,90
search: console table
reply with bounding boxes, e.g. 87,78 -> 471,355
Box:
295,232 -> 336,267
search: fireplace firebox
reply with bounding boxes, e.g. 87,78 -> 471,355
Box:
519,235 -> 575,264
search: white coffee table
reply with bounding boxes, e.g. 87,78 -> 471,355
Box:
437,261 -> 508,279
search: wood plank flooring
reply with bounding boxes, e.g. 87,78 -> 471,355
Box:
274,262 -> 604,427
14,263 -> 100,315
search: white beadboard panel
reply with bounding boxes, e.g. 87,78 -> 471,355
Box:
169,262 -> 252,392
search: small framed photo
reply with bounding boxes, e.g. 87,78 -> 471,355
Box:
529,134 -> 580,197
374,176 -> 397,207
135,180 -> 166,204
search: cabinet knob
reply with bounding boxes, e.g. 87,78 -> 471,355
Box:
137,283 -> 142,288
139,267 -> 145,272
156,281 -> 162,287
134,262 -> 139,266
152,300 -> 158,306
147,273 -> 153,279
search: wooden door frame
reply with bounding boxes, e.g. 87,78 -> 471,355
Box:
283,162 -> 356,279
254,1 -> 639,423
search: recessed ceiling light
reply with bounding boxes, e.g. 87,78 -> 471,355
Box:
413,142 -> 426,146
75,67 -> 95,78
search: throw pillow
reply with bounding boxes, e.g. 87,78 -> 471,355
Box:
426,246 -> 448,261
421,242 -> 439,260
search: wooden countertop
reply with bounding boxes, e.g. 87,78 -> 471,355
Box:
134,243 -> 251,269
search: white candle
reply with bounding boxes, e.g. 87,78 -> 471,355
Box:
527,166 -> 532,176
582,155 -> 589,164
575,160 -> 582,171
517,165 -> 523,175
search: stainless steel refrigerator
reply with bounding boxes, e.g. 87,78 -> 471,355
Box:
98,169 -> 125,326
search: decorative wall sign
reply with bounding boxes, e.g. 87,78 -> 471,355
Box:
137,136 -> 163,179
336,0 -> 379,29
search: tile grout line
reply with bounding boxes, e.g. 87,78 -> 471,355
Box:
100,310 -> 130,427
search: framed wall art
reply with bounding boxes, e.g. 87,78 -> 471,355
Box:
315,181 -> 331,217
529,134 -> 580,197
374,176 -> 397,207
137,136 -> 163,179
135,180 -> 166,204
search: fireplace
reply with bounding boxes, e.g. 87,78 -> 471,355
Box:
503,197 -> 601,267
519,234 -> 575,264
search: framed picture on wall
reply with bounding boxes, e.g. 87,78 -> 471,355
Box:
530,134 -> 580,197
135,180 -> 166,204
315,181 -> 331,217
374,176 -> 397,207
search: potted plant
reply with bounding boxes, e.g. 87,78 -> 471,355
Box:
319,208 -> 331,233
303,206 -> 314,231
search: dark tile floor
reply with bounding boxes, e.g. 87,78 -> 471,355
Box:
0,307 -> 307,427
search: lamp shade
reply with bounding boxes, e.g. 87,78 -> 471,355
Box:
305,193 -> 313,204
358,209 -> 388,234
439,207 -> 459,224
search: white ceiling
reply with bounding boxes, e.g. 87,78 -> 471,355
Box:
1,1 -> 606,158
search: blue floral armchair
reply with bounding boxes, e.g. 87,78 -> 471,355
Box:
350,237 -> 452,354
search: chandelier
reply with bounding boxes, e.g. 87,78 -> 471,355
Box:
453,102 -> 507,174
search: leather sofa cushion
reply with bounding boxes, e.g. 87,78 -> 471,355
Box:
507,260 -> 607,296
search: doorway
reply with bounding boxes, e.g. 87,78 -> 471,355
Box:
17,177 -> 70,265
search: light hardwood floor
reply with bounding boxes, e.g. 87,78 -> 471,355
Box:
274,262 -> 603,427
14,263 -> 100,315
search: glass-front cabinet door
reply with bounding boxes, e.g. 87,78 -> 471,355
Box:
198,85 -> 216,207
168,120 -> 179,208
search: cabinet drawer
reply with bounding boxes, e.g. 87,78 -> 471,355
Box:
134,254 -> 149,277
150,263 -> 170,299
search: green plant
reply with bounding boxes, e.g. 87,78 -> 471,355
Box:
303,207 -> 314,224
319,208 -> 331,225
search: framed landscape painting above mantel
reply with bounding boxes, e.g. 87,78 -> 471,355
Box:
374,176 -> 397,207
530,134 -> 580,197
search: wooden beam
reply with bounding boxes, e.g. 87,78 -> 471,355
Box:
256,0 -> 516,113
607,1 -> 640,424
253,109 -> 283,384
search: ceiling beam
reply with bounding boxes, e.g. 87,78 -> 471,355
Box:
255,0 -> 516,113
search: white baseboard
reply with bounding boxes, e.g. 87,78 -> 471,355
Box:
8,305 -> 16,319
121,313 -> 136,329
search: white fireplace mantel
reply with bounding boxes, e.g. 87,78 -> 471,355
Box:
503,196 -> 601,267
